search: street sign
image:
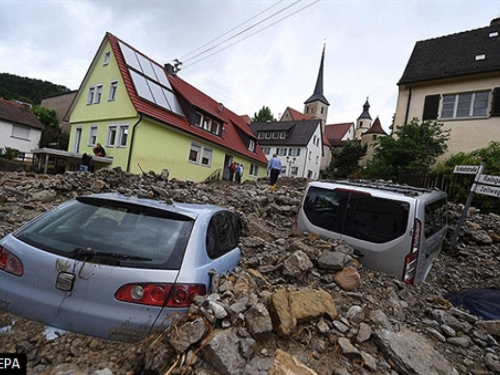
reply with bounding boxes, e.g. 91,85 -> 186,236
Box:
453,165 -> 480,174
478,174 -> 500,187
476,184 -> 500,198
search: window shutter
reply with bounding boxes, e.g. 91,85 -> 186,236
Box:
491,88 -> 500,116
422,95 -> 440,120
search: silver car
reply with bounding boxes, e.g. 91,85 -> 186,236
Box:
0,193 -> 242,342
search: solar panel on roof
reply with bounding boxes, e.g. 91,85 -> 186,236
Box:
118,41 -> 184,117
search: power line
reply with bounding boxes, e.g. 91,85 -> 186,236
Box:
179,0 -> 285,61
182,0 -> 306,64
185,0 -> 320,68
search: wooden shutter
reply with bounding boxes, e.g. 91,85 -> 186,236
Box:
422,95 -> 440,120
491,88 -> 500,116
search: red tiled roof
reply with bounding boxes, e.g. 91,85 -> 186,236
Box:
363,117 -> 388,136
286,107 -> 311,121
324,122 -> 353,143
106,33 -> 267,164
0,98 -> 44,130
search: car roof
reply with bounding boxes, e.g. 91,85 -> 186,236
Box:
78,193 -> 225,218
309,180 -> 446,198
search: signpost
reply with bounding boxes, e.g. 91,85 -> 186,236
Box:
449,161 -> 495,250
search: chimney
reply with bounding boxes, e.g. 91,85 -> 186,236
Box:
491,17 -> 500,26
165,63 -> 175,76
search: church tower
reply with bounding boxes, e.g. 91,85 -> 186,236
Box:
304,44 -> 329,129
355,98 -> 372,139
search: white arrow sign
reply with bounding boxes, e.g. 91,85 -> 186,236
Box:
478,174 -> 500,187
454,165 -> 480,174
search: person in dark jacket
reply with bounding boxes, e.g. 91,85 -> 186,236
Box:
80,153 -> 92,172
93,143 -> 106,157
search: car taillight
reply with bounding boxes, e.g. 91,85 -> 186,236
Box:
402,219 -> 421,284
0,246 -> 23,276
115,283 -> 206,307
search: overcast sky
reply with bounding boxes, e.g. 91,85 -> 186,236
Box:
1,0 -> 499,133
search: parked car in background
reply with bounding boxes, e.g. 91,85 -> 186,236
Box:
0,193 -> 242,342
296,180 -> 447,284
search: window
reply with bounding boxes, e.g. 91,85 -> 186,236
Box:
119,125 -> 129,147
11,125 -> 30,139
205,212 -> 242,259
265,132 -> 272,139
422,94 -> 440,120
248,139 -> 255,152
108,81 -> 118,101
194,113 -> 202,127
212,122 -> 220,135
441,91 -> 489,119
87,86 -> 95,105
249,164 -> 259,177
316,155 -> 319,164
89,126 -> 97,146
291,166 -> 298,176
308,150 -> 312,160
276,148 -> 287,156
258,132 -> 264,139
273,132 -> 279,139
202,118 -> 211,130
189,143 -> 201,164
94,84 -> 103,104
288,148 -> 300,157
262,147 -> 271,155
201,148 -> 213,167
280,131 -> 286,139
107,126 -> 117,147
103,51 -> 111,65
424,198 -> 447,238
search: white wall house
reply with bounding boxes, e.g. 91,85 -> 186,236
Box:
249,119 -> 323,179
395,18 -> 500,159
0,98 -> 44,156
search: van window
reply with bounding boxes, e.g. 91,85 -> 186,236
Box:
343,193 -> 410,243
424,197 -> 447,238
303,187 -> 350,232
303,186 -> 410,243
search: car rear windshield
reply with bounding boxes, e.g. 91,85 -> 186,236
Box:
303,186 -> 410,243
15,197 -> 194,269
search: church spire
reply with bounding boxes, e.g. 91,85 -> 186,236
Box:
358,97 -> 372,120
304,44 -> 329,106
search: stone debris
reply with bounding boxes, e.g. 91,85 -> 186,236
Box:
0,168 -> 499,375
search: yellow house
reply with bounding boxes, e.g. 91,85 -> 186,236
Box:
66,32 -> 268,181
394,17 -> 500,159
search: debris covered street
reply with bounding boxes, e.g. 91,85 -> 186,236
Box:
0,168 -> 499,375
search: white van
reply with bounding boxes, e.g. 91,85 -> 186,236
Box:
296,180 -> 447,284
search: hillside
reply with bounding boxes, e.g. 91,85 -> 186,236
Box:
0,72 -> 71,105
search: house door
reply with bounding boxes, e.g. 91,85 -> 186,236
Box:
223,154 -> 233,180
74,128 -> 82,153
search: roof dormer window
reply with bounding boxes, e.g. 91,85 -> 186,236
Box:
489,31 -> 498,38
475,54 -> 486,61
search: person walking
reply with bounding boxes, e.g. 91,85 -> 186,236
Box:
80,153 -> 92,172
267,154 -> 282,189
236,163 -> 243,184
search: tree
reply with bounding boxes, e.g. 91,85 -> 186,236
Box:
252,106 -> 277,122
323,140 -> 367,179
32,105 -> 69,150
364,118 -> 450,181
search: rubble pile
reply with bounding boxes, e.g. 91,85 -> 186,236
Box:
0,168 -> 500,375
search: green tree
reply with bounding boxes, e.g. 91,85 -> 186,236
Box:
252,106 -> 277,122
435,141 -> 500,212
364,118 -> 450,181
32,105 -> 69,150
323,140 -> 367,179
